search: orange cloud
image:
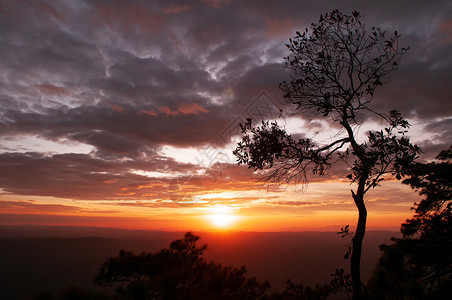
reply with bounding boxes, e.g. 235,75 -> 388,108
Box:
158,103 -> 209,116
178,103 -> 209,114
103,179 -> 117,184
159,105 -> 179,116
138,110 -> 158,116
115,192 -> 135,196
0,200 -> 81,214
125,182 -> 165,190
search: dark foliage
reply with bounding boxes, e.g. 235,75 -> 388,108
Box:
401,146 -> 452,237
265,280 -> 330,300
264,268 -> 353,300
95,232 -> 270,300
368,147 -> 452,299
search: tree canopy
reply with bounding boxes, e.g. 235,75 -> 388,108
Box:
368,146 -> 452,299
95,232 -> 269,300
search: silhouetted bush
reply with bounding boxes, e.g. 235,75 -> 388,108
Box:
95,232 -> 270,299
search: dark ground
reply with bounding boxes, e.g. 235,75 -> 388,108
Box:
0,225 -> 398,299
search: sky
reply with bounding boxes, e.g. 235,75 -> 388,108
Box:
0,0 -> 451,231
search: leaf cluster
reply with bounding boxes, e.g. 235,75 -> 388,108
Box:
342,110 -> 421,193
280,9 -> 407,123
329,268 -> 352,296
337,225 -> 353,259
233,118 -> 336,185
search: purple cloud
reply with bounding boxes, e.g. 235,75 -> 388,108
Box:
0,0 -> 450,203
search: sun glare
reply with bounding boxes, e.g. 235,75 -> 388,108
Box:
206,206 -> 237,228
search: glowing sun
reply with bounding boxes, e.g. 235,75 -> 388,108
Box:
207,206 -> 237,228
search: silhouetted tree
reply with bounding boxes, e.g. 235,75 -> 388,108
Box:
368,146 -> 452,299
233,10 -> 420,300
95,232 -> 269,300
401,145 -> 452,238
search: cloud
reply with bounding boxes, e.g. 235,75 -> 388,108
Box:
264,17 -> 298,38
0,151 -> 198,200
201,0 -> 233,9
438,20 -> 452,44
0,200 -> 82,214
0,0 -> 450,208
92,0 -> 166,35
156,103 -> 209,116
36,2 -> 66,23
161,3 -> 191,14
178,103 -> 210,115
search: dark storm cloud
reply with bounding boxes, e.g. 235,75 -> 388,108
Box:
420,118 -> 452,158
1,100 -> 236,154
0,0 -> 450,200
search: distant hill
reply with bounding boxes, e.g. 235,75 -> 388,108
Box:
0,225 -> 399,299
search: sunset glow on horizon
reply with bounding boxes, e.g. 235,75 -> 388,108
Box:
0,0 -> 450,233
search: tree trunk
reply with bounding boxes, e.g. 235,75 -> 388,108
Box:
351,190 -> 367,300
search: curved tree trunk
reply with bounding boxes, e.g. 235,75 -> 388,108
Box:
351,183 -> 368,300
341,117 -> 370,300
